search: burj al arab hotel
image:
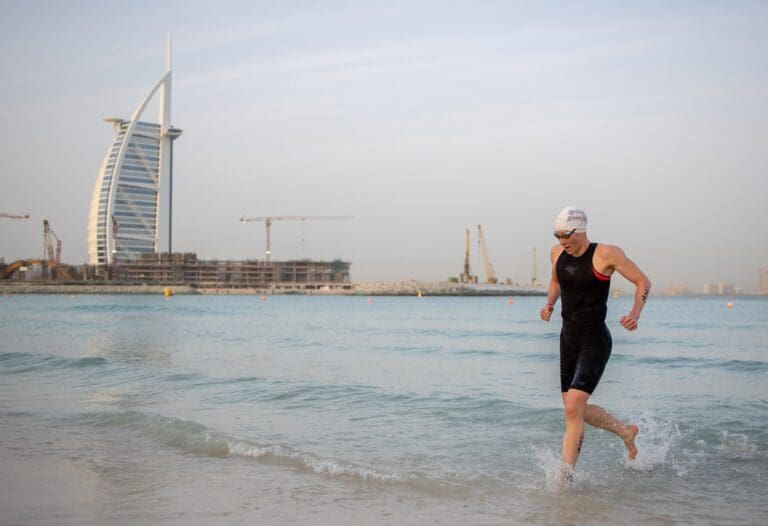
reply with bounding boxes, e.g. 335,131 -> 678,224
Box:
87,37 -> 182,267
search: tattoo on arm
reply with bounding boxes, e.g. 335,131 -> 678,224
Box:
641,288 -> 649,303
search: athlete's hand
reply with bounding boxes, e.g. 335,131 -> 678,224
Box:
540,303 -> 554,322
620,314 -> 639,331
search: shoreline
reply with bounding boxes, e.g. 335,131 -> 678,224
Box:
0,281 -> 546,297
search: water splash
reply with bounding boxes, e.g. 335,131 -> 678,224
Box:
624,412 -> 681,471
532,446 -> 587,492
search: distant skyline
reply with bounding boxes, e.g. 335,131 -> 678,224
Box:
1,1 -> 767,291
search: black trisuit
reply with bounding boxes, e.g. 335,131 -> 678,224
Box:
556,242 -> 612,394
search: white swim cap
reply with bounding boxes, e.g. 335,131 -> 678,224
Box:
555,206 -> 587,233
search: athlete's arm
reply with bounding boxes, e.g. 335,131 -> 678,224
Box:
598,245 -> 651,331
540,245 -> 563,322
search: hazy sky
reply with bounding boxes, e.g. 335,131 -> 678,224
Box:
1,0 -> 767,291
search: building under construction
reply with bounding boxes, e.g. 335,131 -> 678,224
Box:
1,253 -> 351,291
108,253 -> 351,290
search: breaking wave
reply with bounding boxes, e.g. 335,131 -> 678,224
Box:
75,410 -> 473,494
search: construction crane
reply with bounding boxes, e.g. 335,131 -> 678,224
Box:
459,228 -> 476,283
477,224 -> 498,284
240,215 -> 354,261
1,212 -> 30,220
43,219 -> 62,265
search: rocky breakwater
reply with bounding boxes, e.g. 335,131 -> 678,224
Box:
0,281 -> 546,297
353,280 -> 546,296
0,282 -> 197,295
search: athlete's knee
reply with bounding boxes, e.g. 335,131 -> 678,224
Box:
563,399 -> 586,421
563,391 -> 589,421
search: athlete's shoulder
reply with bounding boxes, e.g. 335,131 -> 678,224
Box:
550,244 -> 565,262
595,243 -> 627,263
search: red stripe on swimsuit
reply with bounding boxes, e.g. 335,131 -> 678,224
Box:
592,268 -> 611,282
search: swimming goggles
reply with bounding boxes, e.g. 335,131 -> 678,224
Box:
553,229 -> 577,240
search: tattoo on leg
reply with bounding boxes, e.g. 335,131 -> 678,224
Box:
577,433 -> 584,454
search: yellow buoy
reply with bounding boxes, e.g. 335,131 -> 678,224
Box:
164,287 -> 173,297
417,290 -> 422,298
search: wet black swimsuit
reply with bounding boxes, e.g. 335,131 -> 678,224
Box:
556,243 -> 612,394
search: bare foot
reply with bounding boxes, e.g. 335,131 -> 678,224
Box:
622,424 -> 639,460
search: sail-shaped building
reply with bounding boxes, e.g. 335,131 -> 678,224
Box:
87,37 -> 182,266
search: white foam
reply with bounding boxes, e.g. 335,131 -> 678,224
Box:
226,439 -> 405,482
81,391 -> 121,403
717,430 -> 758,460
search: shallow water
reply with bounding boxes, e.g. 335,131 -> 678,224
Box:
1,294 -> 766,524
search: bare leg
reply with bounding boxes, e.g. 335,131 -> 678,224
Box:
560,392 -> 639,462
584,404 -> 638,460
561,389 -> 590,467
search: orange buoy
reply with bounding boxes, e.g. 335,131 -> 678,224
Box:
508,299 -> 514,305
261,295 -> 268,301
726,302 -> 734,309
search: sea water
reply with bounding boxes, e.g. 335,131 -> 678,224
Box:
0,294 -> 766,525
